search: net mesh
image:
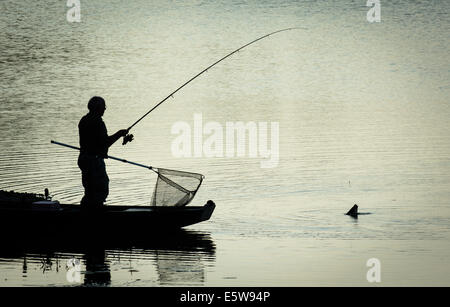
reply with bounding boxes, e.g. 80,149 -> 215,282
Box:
151,168 -> 204,207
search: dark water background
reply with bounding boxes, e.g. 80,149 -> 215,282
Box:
0,0 -> 449,286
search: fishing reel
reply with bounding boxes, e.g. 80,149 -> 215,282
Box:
122,133 -> 134,145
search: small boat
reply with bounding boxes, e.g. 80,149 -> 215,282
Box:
0,190 -> 215,236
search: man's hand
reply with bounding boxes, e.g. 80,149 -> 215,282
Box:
122,133 -> 134,145
108,129 -> 130,147
119,129 -> 134,146
117,129 -> 128,137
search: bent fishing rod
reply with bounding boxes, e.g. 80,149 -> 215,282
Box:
121,27 -> 301,145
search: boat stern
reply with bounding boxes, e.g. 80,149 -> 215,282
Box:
201,200 -> 216,221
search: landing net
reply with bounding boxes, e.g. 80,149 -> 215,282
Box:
151,168 -> 204,207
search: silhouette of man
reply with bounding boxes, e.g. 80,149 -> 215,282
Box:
78,96 -> 128,210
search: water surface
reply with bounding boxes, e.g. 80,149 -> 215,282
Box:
0,0 -> 449,286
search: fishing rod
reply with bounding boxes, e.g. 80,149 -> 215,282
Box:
122,27 -> 301,145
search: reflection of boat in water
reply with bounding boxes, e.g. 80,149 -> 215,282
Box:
0,188 -> 216,286
0,229 -> 215,287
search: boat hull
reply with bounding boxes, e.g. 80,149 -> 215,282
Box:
0,201 -> 215,236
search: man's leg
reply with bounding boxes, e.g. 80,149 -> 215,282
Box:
90,158 -> 109,209
78,154 -> 93,208
78,154 -> 107,210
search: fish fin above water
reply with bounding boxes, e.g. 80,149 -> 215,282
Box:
346,204 -> 371,217
346,204 -> 358,217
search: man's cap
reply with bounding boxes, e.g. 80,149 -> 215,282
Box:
88,96 -> 105,111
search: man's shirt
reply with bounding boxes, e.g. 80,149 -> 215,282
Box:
79,113 -> 109,157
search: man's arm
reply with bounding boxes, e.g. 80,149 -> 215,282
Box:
107,129 -> 128,147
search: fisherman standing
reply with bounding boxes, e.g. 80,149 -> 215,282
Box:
78,96 -> 128,210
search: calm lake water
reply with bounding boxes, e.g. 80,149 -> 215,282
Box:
0,0 -> 449,286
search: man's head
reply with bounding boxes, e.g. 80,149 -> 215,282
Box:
88,96 -> 106,116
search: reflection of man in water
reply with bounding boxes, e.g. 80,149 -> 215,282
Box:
78,96 -> 128,210
83,248 -> 111,286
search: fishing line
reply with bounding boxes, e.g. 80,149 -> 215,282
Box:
122,27 -> 304,145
